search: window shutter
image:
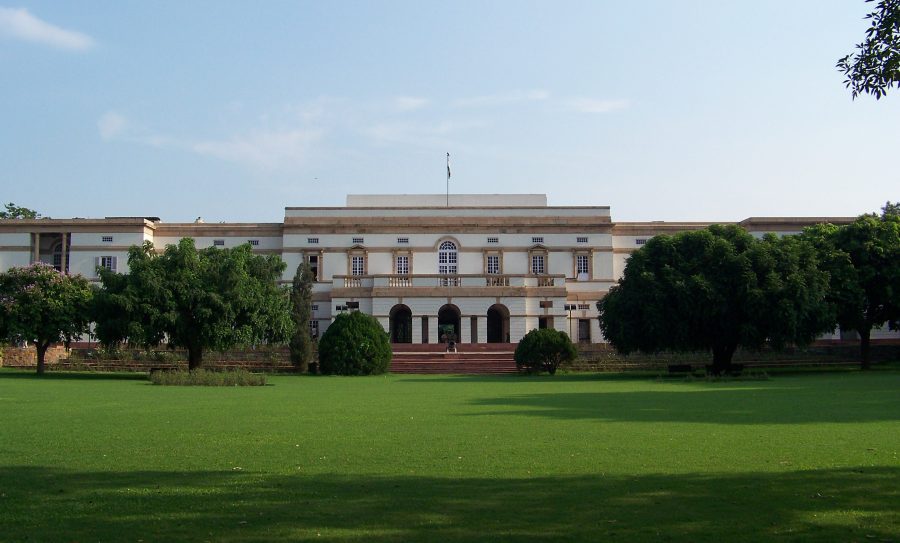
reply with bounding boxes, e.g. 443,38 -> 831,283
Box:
111,256 -> 118,272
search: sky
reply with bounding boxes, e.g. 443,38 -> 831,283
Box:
1,1 -> 898,223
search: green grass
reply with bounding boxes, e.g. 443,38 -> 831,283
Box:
0,369 -> 898,542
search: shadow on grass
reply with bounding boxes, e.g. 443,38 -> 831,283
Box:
466,385 -> 900,425
0,466 -> 896,542
0,369 -> 148,381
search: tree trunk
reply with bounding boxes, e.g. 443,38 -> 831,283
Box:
188,344 -> 203,370
35,341 -> 49,375
710,343 -> 737,375
859,327 -> 872,370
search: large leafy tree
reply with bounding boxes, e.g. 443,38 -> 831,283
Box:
801,204 -> 900,368
0,203 -> 39,219
93,238 -> 292,369
0,263 -> 93,373
289,261 -> 314,372
598,225 -> 833,374
838,0 -> 900,99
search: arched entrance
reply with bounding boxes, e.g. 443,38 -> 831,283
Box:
487,304 -> 510,343
437,304 -> 461,343
389,304 -> 412,343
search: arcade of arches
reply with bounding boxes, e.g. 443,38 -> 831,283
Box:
388,303 -> 512,344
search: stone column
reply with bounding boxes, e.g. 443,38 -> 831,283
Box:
60,233 -> 68,274
460,316 -> 472,344
427,316 -> 438,344
412,316 -> 423,344
476,316 -> 487,344
32,232 -> 40,263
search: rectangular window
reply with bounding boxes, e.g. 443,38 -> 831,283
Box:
213,239 -> 225,246
636,238 -> 648,245
307,237 -> 319,244
486,255 -> 500,274
576,236 -> 588,243
397,237 -> 409,244
576,255 -> 589,275
311,304 -> 319,311
487,237 -> 499,244
396,255 -> 409,274
248,239 -> 259,246
98,256 -> 117,273
532,236 -> 544,244
101,236 -> 113,243
309,320 -> 319,338
351,255 -> 365,275
352,237 -> 364,244
307,254 -> 319,281
531,255 -> 545,275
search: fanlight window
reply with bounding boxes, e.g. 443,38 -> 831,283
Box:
438,241 -> 458,275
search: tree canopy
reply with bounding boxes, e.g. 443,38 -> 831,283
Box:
800,204 -> 900,368
598,225 -> 834,373
317,311 -> 391,375
289,261 -> 314,372
92,238 -> 292,369
0,263 -> 93,373
0,203 -> 39,219
838,0 -> 900,99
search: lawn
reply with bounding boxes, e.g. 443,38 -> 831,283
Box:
0,369 -> 898,542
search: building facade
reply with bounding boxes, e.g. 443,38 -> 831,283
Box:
2,194 -> 892,344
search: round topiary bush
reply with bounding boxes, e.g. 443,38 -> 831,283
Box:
318,311 -> 392,375
514,328 -> 577,375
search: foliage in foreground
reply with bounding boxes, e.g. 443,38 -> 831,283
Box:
92,238 -> 292,369
514,328 -> 577,375
598,224 -> 835,374
149,368 -> 266,386
0,263 -> 93,373
801,203 -> 900,369
837,0 -> 900,99
318,311 -> 391,375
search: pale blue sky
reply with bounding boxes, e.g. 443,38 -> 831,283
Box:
1,1 -> 897,222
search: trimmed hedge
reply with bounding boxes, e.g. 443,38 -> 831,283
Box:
514,328 -> 577,375
318,312 -> 392,375
149,368 -> 266,386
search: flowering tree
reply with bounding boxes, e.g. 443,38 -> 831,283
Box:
0,263 -> 94,373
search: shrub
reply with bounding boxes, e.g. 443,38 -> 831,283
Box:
318,311 -> 391,375
149,368 -> 266,386
514,328 -> 577,375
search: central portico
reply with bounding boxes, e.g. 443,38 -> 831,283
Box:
283,194 -> 611,344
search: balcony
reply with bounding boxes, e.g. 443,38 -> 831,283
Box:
332,274 -> 566,295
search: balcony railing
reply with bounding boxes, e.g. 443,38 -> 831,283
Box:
333,274 -> 564,289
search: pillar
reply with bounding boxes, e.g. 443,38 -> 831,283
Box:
460,316 -> 472,343
32,232 -> 40,263
412,316 -> 423,344
476,316 -> 487,344
427,316 -> 438,344
60,233 -> 68,274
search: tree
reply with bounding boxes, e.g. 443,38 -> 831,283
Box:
0,263 -> 93,373
838,0 -> 900,99
801,204 -> 900,369
93,239 -> 292,369
598,225 -> 834,374
0,203 -> 39,219
317,311 -> 391,375
289,262 -> 314,372
514,328 -> 577,375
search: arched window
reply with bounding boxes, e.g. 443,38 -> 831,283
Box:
438,241 -> 458,275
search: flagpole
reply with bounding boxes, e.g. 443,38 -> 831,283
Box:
446,152 -> 450,207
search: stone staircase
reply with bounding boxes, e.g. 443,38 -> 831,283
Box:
389,343 -> 518,375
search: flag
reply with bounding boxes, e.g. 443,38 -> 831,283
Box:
446,152 -> 451,180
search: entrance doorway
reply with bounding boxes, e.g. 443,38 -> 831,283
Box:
438,304 -> 461,343
486,304 -> 510,343
578,319 -> 591,343
389,305 -> 412,343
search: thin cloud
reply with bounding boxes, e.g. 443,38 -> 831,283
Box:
0,7 -> 94,51
366,120 -> 487,148
453,89 -> 550,108
188,129 -> 322,170
394,96 -> 430,112
565,98 -> 630,113
98,111 -> 128,140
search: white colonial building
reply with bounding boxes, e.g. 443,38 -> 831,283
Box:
3,194 -> 892,344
